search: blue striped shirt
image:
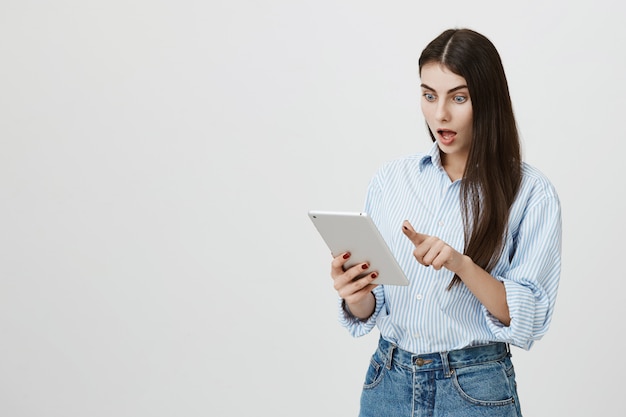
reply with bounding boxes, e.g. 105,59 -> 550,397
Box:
339,143 -> 562,353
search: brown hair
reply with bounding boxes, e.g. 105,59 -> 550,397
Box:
419,29 -> 522,289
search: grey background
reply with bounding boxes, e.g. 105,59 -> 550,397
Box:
1,1 -> 623,416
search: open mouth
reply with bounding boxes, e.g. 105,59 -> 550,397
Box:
437,129 -> 457,144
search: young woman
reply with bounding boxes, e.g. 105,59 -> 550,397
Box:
330,28 -> 561,417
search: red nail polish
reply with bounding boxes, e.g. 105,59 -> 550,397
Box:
371,272 -> 378,279
361,263 -> 368,270
343,253 -> 350,259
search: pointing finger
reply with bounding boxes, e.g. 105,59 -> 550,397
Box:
402,220 -> 428,246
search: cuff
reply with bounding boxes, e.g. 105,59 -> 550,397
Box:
338,288 -> 385,338
483,280 -> 537,350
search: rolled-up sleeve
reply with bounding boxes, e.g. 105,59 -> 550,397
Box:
484,193 -> 562,350
338,286 -> 386,337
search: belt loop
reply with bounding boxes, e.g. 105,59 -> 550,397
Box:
386,344 -> 395,370
440,351 -> 452,378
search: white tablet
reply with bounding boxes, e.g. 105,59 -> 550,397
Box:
308,210 -> 409,286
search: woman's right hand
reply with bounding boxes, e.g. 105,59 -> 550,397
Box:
331,252 -> 378,320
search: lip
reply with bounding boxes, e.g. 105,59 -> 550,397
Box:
437,128 -> 457,145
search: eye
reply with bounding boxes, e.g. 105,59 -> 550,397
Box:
423,93 -> 436,102
453,95 -> 467,103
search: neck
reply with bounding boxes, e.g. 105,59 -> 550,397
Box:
441,153 -> 466,182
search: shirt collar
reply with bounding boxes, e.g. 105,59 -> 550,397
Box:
418,142 -> 444,172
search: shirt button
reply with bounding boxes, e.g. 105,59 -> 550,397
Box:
438,220 -> 444,226
413,333 -> 420,338
416,294 -> 423,300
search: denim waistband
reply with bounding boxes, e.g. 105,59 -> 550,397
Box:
378,337 -> 510,375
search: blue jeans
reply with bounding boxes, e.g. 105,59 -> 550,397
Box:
360,337 -> 522,417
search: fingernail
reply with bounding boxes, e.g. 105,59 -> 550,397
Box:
343,253 -> 351,259
403,225 -> 408,230
371,272 -> 378,279
361,263 -> 369,270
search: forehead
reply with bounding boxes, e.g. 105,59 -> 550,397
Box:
420,63 -> 468,91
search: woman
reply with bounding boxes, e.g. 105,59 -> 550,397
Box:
331,28 -> 561,417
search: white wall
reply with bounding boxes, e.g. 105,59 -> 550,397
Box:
1,1 -> 623,416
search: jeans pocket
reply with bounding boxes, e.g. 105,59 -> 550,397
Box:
451,361 -> 516,406
363,351 -> 387,390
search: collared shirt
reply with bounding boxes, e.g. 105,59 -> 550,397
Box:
339,143 -> 562,353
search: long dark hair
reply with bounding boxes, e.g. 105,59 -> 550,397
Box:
419,29 -> 522,289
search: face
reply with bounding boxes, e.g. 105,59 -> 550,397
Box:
420,62 -> 473,168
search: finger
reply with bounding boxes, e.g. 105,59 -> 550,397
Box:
434,248 -> 458,271
411,233 -> 436,264
421,239 -> 446,266
339,273 -> 379,302
431,253 -> 447,270
343,284 -> 378,305
402,220 -> 428,246
330,252 -> 352,278
412,246 -> 427,265
333,262 -> 371,289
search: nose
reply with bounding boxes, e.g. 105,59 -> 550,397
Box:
435,101 -> 450,122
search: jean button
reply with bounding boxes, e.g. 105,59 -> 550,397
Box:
415,358 -> 425,366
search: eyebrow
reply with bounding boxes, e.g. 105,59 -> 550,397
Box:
420,83 -> 468,94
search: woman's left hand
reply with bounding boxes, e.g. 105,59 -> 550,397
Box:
401,220 -> 464,274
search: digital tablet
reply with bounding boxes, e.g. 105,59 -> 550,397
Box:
308,210 -> 409,286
